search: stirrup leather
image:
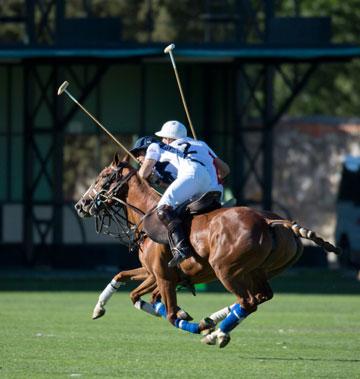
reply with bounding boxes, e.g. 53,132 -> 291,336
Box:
168,248 -> 188,268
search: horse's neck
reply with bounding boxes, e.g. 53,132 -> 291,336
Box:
126,175 -> 159,224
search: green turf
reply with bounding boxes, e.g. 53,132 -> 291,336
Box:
0,290 -> 359,379
1,268 -> 360,294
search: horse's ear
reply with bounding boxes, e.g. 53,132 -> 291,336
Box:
113,152 -> 121,166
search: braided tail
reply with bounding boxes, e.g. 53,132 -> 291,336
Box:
269,220 -> 342,256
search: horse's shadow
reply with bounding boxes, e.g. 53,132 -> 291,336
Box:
241,356 -> 360,363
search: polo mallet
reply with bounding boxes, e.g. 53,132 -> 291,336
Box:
57,81 -> 138,163
164,43 -> 197,140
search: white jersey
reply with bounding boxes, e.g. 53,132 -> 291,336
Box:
145,142 -> 198,175
171,137 -> 223,194
143,143 -> 178,184
145,141 -> 213,207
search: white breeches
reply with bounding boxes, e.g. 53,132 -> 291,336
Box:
157,165 -> 212,208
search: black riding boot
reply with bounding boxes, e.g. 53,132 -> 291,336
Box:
157,205 -> 192,268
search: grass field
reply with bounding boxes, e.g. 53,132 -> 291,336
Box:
1,271 -> 360,379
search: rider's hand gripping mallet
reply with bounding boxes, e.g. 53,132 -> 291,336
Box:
164,44 -> 197,140
57,81 -> 138,163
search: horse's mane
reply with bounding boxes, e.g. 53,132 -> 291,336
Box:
134,169 -> 161,202
113,153 -> 161,201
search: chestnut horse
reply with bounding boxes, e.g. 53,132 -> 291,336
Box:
75,154 -> 340,347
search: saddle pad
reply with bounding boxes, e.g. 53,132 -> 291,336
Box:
143,191 -> 222,244
186,191 -> 222,215
143,210 -> 169,245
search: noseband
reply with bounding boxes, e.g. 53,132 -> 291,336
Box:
93,162 -> 145,250
91,162 -> 136,208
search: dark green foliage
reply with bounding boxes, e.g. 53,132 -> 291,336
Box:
0,1 -> 359,114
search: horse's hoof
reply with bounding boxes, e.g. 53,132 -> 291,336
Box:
217,331 -> 231,348
199,317 -> 216,335
176,309 -> 193,321
92,304 -> 106,320
200,332 -> 217,346
201,328 -> 215,336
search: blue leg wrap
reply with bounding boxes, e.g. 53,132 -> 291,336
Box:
219,303 -> 248,333
174,319 -> 200,334
153,301 -> 167,318
153,301 -> 199,334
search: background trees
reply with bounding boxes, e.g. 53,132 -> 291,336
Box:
1,1 -> 360,116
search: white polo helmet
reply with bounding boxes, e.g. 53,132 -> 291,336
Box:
155,120 -> 187,139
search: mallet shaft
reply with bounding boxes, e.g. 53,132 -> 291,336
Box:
166,48 -> 197,140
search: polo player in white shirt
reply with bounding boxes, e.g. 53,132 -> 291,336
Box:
138,120 -> 230,268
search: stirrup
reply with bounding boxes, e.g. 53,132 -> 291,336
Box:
168,249 -> 187,268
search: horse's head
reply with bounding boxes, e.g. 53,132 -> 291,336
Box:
75,154 -> 135,217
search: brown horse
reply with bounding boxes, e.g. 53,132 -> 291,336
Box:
91,265 -> 195,322
75,154 -> 340,347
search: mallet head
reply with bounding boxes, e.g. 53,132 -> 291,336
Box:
57,81 -> 69,96
164,43 -> 175,54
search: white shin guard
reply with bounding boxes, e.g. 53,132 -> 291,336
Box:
134,300 -> 159,317
208,303 -> 234,324
98,280 -> 121,305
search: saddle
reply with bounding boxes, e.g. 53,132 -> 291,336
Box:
143,191 -> 222,244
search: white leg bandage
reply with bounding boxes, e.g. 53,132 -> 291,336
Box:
134,300 -> 159,317
208,304 -> 234,324
98,280 -> 121,305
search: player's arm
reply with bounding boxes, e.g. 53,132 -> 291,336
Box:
138,142 -> 160,180
214,157 -> 230,181
138,158 -> 157,179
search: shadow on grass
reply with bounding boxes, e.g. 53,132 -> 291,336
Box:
239,356 -> 360,363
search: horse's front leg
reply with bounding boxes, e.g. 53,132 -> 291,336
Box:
198,304 -> 234,335
156,277 -> 200,334
92,267 -> 149,319
159,278 -> 178,322
129,275 -> 160,317
149,287 -> 193,321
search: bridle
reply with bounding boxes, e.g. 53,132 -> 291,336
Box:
92,161 -> 149,251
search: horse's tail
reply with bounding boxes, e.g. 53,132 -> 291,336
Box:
268,219 -> 342,255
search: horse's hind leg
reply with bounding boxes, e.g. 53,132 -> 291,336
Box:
92,267 -> 148,319
202,269 -> 272,348
199,304 -> 235,335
